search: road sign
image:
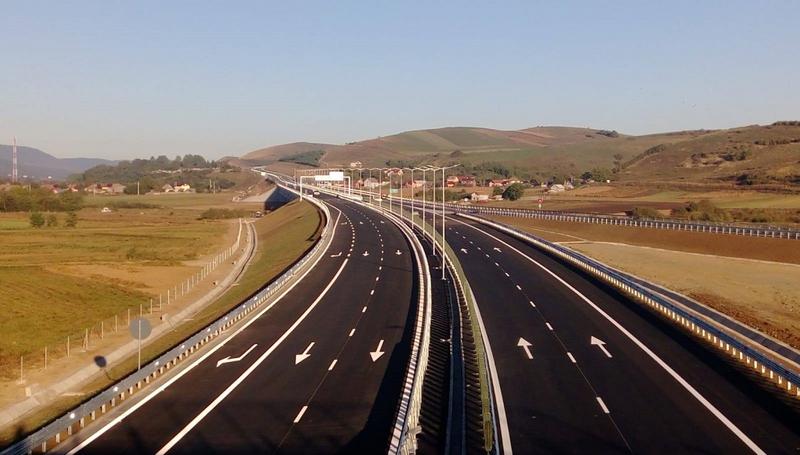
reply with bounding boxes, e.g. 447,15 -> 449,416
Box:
129,317 -> 152,340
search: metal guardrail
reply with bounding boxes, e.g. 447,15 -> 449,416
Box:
370,199 -> 497,454
390,196 -> 800,240
460,213 -> 800,398
2,181 -> 333,455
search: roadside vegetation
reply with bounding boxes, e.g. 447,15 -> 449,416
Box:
0,199 -> 321,445
278,149 -> 325,167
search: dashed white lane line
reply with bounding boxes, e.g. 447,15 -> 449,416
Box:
516,284 -> 522,291
328,359 -> 338,371
596,397 -> 610,414
494,262 -> 499,267
349,328 -> 356,337
504,272 -> 509,277
294,405 -> 309,423
370,289 -> 375,295
529,300 -> 536,308
362,306 -> 367,313
375,276 -> 380,281
567,352 -> 577,364
546,322 -> 554,331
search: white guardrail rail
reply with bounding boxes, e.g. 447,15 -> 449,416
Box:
459,213 -> 800,399
2,181 -> 333,455
388,196 -> 800,240
280,177 -> 433,455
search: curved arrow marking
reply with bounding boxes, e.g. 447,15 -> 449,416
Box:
216,344 -> 258,368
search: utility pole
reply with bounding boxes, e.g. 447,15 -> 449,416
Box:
137,180 -> 140,195
11,136 -> 18,183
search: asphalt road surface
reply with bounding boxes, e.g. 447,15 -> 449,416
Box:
59,196 -> 419,454
442,213 -> 799,454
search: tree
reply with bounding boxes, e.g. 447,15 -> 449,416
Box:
46,213 -> 59,227
612,153 -> 624,172
30,212 -> 45,228
502,183 -> 525,201
65,211 -> 78,228
492,186 -> 504,196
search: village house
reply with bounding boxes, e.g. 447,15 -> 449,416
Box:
470,192 -> 489,202
458,175 -> 477,187
445,176 -> 460,187
162,184 -> 174,193
174,183 -> 192,192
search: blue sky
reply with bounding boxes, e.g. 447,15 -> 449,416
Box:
1,0 -> 798,159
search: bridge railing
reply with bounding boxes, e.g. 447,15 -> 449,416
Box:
2,179 -> 333,455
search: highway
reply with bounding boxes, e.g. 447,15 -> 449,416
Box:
427,210 -> 800,453
58,195 -> 422,454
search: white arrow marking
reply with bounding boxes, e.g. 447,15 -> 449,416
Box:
395,250 -> 402,255
362,250 -> 369,257
294,342 -> 315,364
493,247 -> 502,252
330,252 -> 342,257
370,339 -> 385,362
216,344 -> 258,367
460,248 -> 468,254
591,336 -> 613,358
517,337 -> 533,359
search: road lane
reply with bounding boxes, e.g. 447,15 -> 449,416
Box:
445,214 -> 800,453
64,196 -> 421,454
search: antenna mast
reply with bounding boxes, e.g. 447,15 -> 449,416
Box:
11,137 -> 18,183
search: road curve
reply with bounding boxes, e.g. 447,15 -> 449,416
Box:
58,195 -> 421,454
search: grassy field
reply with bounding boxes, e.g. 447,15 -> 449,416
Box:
568,242 -> 800,349
487,215 -> 800,265
0,199 -> 321,444
0,193 -> 265,378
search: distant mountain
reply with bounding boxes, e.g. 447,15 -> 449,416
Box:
0,144 -> 115,180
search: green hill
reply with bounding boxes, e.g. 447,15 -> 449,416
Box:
240,122 -> 800,187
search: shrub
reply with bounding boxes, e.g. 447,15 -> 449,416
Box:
631,207 -> 662,219
30,212 -> 45,228
46,214 -> 59,227
199,208 -> 249,220
65,211 -> 78,228
502,183 -> 525,201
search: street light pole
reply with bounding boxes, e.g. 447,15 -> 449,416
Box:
441,167 -> 446,279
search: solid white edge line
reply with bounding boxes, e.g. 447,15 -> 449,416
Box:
453,216 -> 766,455
466,284 -> 513,454
155,257 -> 351,455
67,205 -> 343,455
